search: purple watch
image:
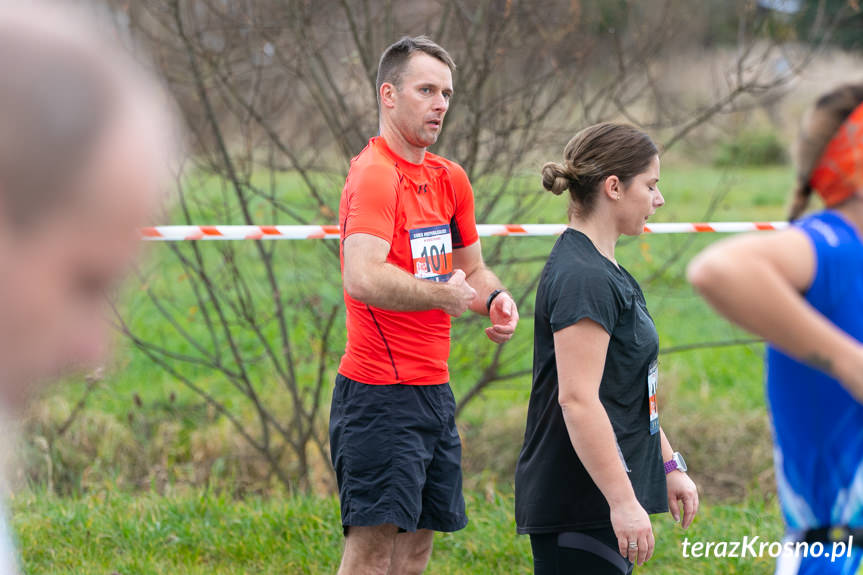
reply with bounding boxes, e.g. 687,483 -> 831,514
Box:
664,452 -> 687,474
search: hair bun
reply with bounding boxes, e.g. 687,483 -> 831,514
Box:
541,162 -> 572,196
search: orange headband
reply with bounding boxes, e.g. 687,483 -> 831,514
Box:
809,101 -> 863,207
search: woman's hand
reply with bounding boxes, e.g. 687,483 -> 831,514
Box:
611,499 -> 654,566
666,470 -> 699,528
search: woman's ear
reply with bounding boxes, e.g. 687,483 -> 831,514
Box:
603,175 -> 621,201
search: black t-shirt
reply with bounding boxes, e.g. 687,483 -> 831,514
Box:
515,228 -> 667,534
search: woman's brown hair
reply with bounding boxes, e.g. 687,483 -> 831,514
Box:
789,82 -> 863,221
541,123 -> 658,218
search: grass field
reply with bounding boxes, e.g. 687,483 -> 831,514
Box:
12,489 -> 785,574
15,162 -> 857,573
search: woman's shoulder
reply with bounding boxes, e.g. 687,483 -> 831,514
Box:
793,210 -> 863,311
795,210 -> 862,251
547,232 -> 612,276
543,233 -> 630,298
793,210 -> 863,279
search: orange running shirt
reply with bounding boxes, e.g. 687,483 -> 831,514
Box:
338,137 -> 479,385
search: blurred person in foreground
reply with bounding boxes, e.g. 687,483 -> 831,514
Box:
688,83 -> 863,574
0,2 -> 174,572
515,123 -> 698,575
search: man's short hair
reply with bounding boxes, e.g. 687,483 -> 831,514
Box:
376,36 -> 456,100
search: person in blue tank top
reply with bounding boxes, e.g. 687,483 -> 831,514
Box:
688,82 -> 863,575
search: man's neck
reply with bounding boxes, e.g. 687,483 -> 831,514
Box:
379,123 -> 426,164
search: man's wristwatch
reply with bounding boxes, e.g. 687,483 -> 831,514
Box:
486,289 -> 505,312
664,452 -> 688,475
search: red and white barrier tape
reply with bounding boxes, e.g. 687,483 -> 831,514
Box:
140,222 -> 788,241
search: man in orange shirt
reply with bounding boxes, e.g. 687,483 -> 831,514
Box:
330,36 -> 519,574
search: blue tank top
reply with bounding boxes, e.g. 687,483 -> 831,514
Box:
766,211 -> 863,573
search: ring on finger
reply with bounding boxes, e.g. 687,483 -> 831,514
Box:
628,541 -> 639,549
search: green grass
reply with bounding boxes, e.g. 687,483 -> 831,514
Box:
12,489 -> 788,575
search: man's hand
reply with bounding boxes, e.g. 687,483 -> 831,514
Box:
441,269 -> 477,317
666,471 -> 699,529
486,292 -> 518,343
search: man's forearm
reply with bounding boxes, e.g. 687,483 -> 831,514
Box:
351,262 -> 451,312
465,265 -> 504,316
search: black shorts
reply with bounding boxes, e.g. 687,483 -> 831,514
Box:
329,373 -> 468,534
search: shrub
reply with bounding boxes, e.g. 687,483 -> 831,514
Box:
713,129 -> 788,167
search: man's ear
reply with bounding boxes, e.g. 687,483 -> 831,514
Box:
379,82 -> 397,109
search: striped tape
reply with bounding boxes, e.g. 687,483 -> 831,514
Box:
139,222 -> 788,241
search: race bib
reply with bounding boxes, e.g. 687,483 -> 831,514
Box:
410,224 -> 453,282
647,359 -> 659,435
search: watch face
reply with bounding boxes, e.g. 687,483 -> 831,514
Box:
675,452 -> 688,473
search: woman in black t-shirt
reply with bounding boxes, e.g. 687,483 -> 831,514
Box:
515,123 -> 699,574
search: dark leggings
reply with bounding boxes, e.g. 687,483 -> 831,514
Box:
530,525 -> 633,575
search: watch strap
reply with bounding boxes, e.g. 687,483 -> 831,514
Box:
486,289 -> 504,312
